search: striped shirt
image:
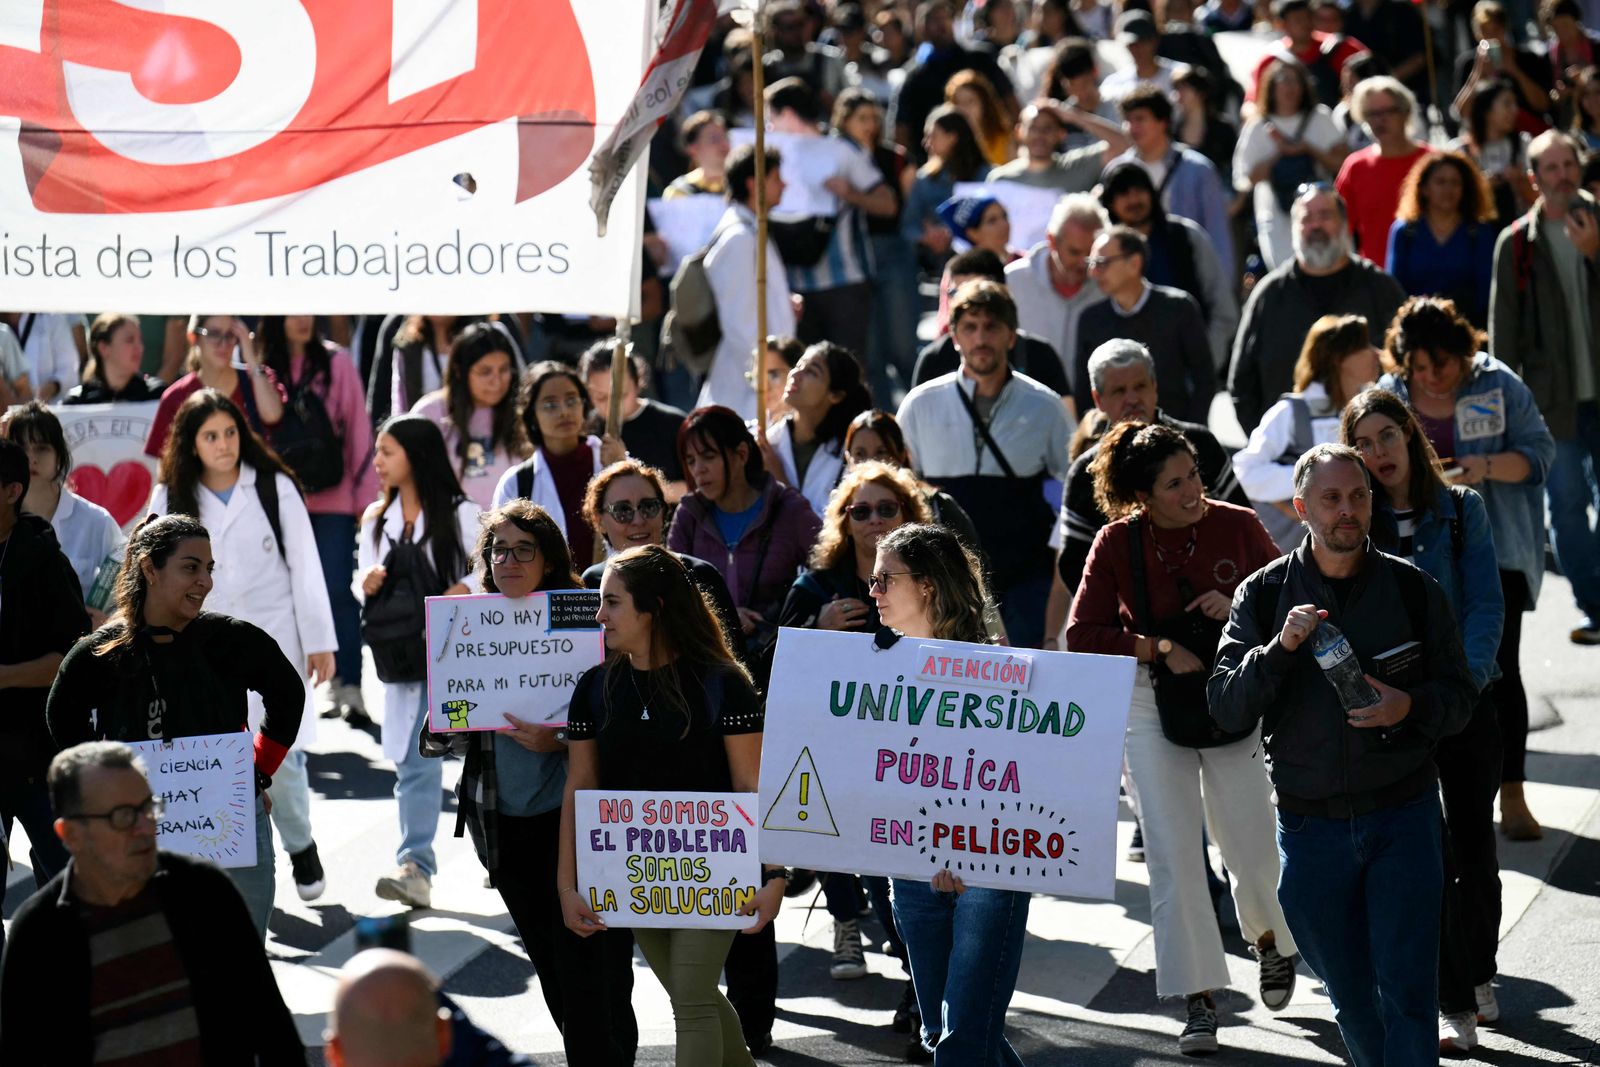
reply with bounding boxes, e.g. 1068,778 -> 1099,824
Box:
79,885 -> 203,1066
787,136 -> 883,294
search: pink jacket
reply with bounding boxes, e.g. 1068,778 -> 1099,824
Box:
292,346 -> 378,516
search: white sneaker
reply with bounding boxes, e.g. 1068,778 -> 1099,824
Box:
1475,981 -> 1500,1024
1439,1011 -> 1478,1056
830,918 -> 867,980
375,861 -> 432,909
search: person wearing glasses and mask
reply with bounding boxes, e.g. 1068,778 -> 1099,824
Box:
0,741 -> 303,1066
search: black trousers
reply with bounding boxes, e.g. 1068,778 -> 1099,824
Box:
796,281 -> 873,363
1437,695 -> 1503,1015
724,920 -> 777,1042
495,809 -> 638,1066
1492,568 -> 1530,783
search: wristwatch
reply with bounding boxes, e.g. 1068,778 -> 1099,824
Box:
1154,638 -> 1173,664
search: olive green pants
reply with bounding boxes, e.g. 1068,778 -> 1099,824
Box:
633,927 -> 755,1067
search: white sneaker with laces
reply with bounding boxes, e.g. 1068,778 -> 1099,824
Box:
1475,981 -> 1500,1024
1439,1011 -> 1478,1056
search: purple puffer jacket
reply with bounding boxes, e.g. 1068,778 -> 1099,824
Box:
668,479 -> 821,619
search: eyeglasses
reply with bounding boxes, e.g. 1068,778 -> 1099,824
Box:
537,395 -> 585,415
848,500 -> 902,522
1085,251 -> 1134,269
64,796 -> 164,832
1353,425 -> 1406,455
601,498 -> 665,524
867,570 -> 921,593
193,326 -> 230,344
491,544 -> 541,564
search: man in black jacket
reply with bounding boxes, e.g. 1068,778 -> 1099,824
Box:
1208,444 -> 1477,1067
0,437 -> 87,887
0,741 -> 302,1065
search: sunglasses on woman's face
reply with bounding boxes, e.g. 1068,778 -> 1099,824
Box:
847,500 -> 901,522
602,498 -> 665,524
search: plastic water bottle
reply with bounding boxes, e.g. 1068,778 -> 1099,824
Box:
1309,622 -> 1379,711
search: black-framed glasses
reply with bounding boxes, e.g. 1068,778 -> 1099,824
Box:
602,498 -> 665,524
1085,251 -> 1134,269
848,500 -> 902,522
64,796 -> 164,831
867,570 -> 921,593
491,544 -> 541,564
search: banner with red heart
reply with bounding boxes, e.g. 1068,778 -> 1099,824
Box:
56,402 -> 161,531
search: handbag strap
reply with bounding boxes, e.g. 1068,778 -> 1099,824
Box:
1126,514 -> 1154,637
955,383 -> 1020,480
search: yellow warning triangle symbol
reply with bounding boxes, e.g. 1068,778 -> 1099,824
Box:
762,746 -> 839,836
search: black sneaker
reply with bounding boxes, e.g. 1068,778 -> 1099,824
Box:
290,842 -> 326,902
892,980 -> 918,1033
1253,942 -> 1297,1010
746,1031 -> 773,1057
904,1034 -> 935,1063
1179,993 -> 1219,1056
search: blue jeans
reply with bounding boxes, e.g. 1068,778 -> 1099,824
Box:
867,233 -> 920,402
395,688 -> 443,876
310,511 -> 364,684
225,797 -> 277,940
1546,401 -> 1600,621
1276,790 -> 1443,1067
890,879 -> 1029,1066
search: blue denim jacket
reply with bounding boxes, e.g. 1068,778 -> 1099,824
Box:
1379,353 -> 1556,606
1374,485 -> 1505,692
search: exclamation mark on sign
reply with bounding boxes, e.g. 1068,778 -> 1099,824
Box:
798,773 -> 810,821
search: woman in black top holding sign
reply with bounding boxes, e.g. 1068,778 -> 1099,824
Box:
559,545 -> 784,1067
1066,422 -> 1293,1056
47,514 -> 305,938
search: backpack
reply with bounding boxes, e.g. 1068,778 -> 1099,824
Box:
254,469 -> 287,561
271,376 -> 345,493
361,528 -> 445,684
662,239 -> 725,377
1306,36 -> 1345,108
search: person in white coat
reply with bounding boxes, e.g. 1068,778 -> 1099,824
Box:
760,342 -> 873,517
1231,314 -> 1381,550
356,414 -> 480,909
148,388 -> 338,903
1,401 -> 122,619
492,362 -> 622,570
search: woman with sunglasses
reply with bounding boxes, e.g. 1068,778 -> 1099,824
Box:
843,410 -> 982,552
421,500 -> 639,1065
47,514 -> 305,938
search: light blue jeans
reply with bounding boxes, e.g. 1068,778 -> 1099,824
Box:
267,748 -> 314,855
890,878 -> 1030,1066
226,797 -> 276,940
395,688 -> 442,876
1547,401 -> 1600,622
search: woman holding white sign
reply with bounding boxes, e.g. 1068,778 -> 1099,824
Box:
1066,421 -> 1296,1056
46,513 -> 306,938
559,545 -> 785,1067
421,499 -> 638,1065
150,389 -> 338,903
870,521 -> 1031,1066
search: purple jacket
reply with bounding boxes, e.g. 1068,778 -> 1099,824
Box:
668,479 -> 821,618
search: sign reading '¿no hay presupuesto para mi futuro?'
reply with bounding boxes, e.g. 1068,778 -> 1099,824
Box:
759,629 -> 1136,899
575,790 -> 761,929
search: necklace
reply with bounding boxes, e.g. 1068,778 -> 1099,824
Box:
627,665 -> 652,722
1150,520 -> 1199,575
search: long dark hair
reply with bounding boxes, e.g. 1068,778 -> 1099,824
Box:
518,360 -> 593,451
158,389 -> 299,520
371,414 -> 470,581
1,400 -> 70,485
1468,77 -> 1516,148
258,316 -> 332,390
875,523 -> 990,644
921,105 -> 988,182
803,343 -> 873,447
443,323 -> 527,475
85,313 -> 139,387
601,545 -> 748,738
475,500 -> 581,592
844,409 -> 913,467
1339,387 -> 1449,518
96,514 -> 210,655
1089,421 -> 1199,520
677,406 -> 767,496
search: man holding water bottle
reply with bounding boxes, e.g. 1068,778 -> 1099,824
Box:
1208,443 -> 1478,1067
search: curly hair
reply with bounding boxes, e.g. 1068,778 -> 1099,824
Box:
810,461 -> 931,572
1384,295 -> 1481,375
582,459 -> 669,546
875,523 -> 991,644
1089,420 -> 1198,520
1395,150 -> 1496,224
474,499 -> 581,592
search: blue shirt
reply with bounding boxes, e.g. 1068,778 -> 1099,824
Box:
713,497 -> 764,546
1385,219 -> 1496,327
207,484 -> 236,505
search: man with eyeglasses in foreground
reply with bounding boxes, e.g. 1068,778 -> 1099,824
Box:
0,741 -> 302,1065
1229,183 -> 1405,433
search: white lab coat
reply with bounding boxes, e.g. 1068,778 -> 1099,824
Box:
353,496 -> 481,762
148,464 -> 336,748
489,437 -> 604,541
766,418 -> 846,518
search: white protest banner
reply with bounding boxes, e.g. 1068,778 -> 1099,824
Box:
55,401 -> 160,531
953,181 -> 1062,254
127,732 -> 256,869
575,790 -> 761,929
647,195 -> 728,274
759,629 -> 1135,899
0,2 -> 651,315
424,591 -> 605,733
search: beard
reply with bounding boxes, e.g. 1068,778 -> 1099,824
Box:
1294,228 -> 1349,271
1317,519 -> 1367,554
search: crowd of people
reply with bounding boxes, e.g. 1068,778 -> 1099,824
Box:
3,0 -> 1600,1064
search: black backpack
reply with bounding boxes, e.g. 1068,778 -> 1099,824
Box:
361,529 -> 444,684
271,377 -> 345,494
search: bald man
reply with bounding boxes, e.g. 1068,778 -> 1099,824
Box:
327,950 -> 451,1067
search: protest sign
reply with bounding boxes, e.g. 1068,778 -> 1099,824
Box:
0,2 -> 651,315
575,790 -> 761,929
55,401 -> 160,531
759,629 -> 1135,899
128,732 -> 256,869
424,591 -> 605,733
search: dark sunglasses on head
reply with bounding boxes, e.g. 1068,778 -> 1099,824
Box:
602,498 -> 665,524
847,500 -> 902,522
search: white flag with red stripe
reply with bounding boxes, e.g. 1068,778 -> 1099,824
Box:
589,0 -> 748,235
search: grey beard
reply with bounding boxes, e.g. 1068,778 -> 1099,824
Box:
1295,232 -> 1349,271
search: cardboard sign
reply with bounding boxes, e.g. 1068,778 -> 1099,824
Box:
424,592 -> 605,732
759,629 -> 1135,899
128,732 -> 256,869
575,790 -> 761,929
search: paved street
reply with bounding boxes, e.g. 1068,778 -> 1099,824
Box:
6,567 -> 1598,1065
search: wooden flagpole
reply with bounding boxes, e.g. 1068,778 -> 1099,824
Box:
751,7 -> 770,434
